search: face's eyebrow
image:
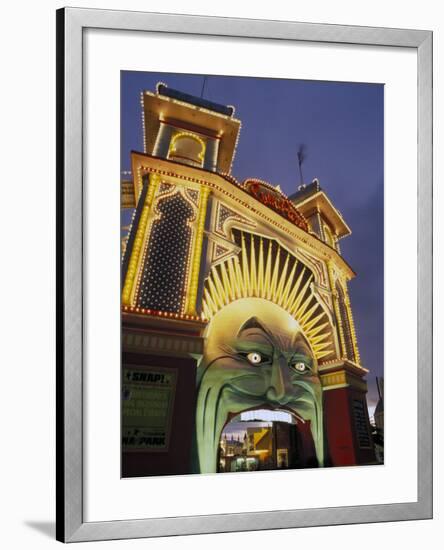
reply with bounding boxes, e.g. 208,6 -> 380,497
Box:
286,342 -> 311,356
291,342 -> 312,357
291,332 -> 311,352
286,350 -> 313,364
237,317 -> 274,346
236,318 -> 315,364
286,333 -> 313,363
233,340 -> 274,356
238,317 -> 267,335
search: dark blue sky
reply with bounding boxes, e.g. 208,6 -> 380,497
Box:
121,71 -> 384,413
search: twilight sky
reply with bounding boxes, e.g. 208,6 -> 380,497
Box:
121,71 -> 384,414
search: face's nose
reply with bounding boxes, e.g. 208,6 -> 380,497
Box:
266,354 -> 293,404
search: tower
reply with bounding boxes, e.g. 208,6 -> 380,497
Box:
291,180 -> 375,466
122,84 -> 241,317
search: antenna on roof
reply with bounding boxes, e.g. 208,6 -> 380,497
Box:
297,144 -> 306,187
200,76 -> 208,98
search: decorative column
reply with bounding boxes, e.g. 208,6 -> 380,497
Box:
327,261 -> 346,359
344,287 -> 361,365
152,123 -> 174,158
203,138 -> 219,172
122,173 -> 160,306
185,186 -> 211,316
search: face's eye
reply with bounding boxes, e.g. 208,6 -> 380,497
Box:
246,352 -> 263,365
234,345 -> 272,366
292,361 -> 309,373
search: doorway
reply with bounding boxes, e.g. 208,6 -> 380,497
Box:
217,409 -> 318,473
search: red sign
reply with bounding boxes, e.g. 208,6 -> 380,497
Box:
244,180 -> 308,232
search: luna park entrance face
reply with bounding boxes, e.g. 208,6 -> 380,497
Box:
217,409 -> 319,473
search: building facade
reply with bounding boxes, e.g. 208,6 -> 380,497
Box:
121,83 -> 376,477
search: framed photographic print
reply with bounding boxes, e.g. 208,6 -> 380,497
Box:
56,7 -> 433,543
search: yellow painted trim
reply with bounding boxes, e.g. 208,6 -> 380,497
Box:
320,370 -> 347,387
322,383 -> 349,391
121,174 -> 160,306
185,186 -> 211,315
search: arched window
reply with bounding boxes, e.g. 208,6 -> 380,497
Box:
168,132 -> 206,167
336,281 -> 356,362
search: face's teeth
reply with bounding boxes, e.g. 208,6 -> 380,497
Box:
239,409 -> 294,423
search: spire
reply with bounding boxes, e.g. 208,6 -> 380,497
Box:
297,144 -> 306,187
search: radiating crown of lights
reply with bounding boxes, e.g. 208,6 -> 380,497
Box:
202,232 -> 334,360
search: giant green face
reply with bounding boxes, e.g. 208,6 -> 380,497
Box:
196,297 -> 324,473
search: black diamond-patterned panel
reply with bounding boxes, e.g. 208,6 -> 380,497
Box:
137,193 -> 194,312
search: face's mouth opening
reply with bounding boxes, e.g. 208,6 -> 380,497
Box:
218,405 -> 319,473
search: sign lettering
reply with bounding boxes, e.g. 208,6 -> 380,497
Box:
122,367 -> 176,451
245,180 -> 308,231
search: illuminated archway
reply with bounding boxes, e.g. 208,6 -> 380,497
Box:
168,132 -> 206,167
